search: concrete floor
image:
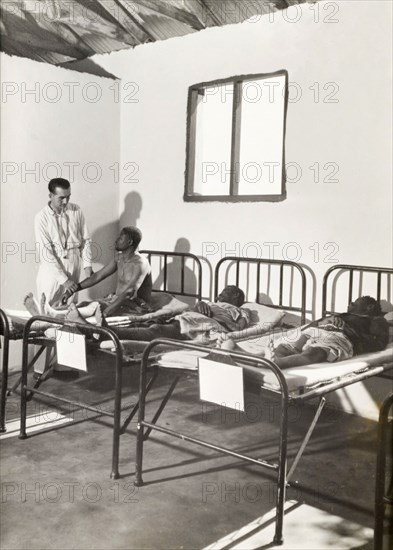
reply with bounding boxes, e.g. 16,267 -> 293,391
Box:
1,350 -> 391,550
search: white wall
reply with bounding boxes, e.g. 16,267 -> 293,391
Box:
0,54 -> 121,369
92,0 -> 392,419
1,53 -> 121,309
93,0 -> 392,306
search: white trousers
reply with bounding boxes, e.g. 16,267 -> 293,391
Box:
37,251 -> 82,308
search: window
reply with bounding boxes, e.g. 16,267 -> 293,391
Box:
185,71 -> 288,202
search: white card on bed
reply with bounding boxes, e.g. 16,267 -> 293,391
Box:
198,357 -> 244,411
56,329 -> 87,372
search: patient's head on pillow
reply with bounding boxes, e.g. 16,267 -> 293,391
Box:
347,296 -> 382,316
217,286 -> 245,307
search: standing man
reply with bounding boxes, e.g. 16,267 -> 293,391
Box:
35,178 -> 93,308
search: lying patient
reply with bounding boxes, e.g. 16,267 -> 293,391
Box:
41,285 -> 250,343
221,296 -> 389,369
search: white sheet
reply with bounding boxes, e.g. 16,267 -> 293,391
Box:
155,344 -> 393,395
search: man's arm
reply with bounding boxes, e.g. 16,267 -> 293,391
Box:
64,260 -> 117,300
366,317 -> 389,352
193,301 -> 212,317
78,260 -> 117,291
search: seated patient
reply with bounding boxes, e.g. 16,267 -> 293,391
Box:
24,226 -> 152,323
69,285 -> 250,343
263,296 -> 389,369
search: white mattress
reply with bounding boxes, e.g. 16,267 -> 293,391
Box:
156,344 -> 393,395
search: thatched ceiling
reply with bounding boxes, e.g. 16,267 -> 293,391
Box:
0,0 -> 317,66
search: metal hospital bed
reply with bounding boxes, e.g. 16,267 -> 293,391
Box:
0,250 -> 203,477
133,262 -> 393,545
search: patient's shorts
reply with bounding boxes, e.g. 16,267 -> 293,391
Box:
301,327 -> 354,362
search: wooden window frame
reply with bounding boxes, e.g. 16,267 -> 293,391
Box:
184,70 -> 289,203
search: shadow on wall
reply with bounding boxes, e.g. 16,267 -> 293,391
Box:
120,191 -> 142,228
154,238 -> 198,306
87,191 -> 143,300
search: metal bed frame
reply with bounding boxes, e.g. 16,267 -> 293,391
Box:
214,256 -> 307,324
134,262 -> 393,545
0,310 -> 57,433
0,250 -> 202,479
140,249 -> 203,302
374,392 -> 393,550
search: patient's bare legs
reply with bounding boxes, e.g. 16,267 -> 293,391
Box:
264,344 -> 327,368
65,303 -> 104,326
23,293 -> 41,316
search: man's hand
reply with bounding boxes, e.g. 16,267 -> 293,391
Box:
194,301 -> 212,317
319,315 -> 345,330
330,315 -> 345,329
62,279 -> 79,302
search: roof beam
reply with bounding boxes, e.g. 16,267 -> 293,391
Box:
52,3 -> 137,46
116,0 -> 156,42
126,0 -> 205,30
197,0 -> 222,26
0,34 -> 75,63
94,0 -> 148,45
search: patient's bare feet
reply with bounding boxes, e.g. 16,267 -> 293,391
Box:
41,293 -> 47,315
264,338 -> 276,363
41,294 -> 68,318
23,293 -> 40,316
65,303 -> 89,324
95,303 -> 105,327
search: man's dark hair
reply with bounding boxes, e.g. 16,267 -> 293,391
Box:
122,226 -> 142,249
48,178 -> 71,193
225,285 -> 245,307
355,296 -> 382,316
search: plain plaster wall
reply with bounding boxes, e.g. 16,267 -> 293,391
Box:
92,0 -> 392,419
1,53 -> 121,309
93,0 -> 392,300
0,54 -> 120,368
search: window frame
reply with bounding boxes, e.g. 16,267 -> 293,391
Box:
184,70 -> 289,203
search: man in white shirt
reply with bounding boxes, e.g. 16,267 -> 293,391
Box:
35,178 -> 92,308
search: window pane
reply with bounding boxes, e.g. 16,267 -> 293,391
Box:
238,74 -> 286,196
193,83 -> 233,196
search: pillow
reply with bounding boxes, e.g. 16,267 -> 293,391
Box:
241,302 -> 285,328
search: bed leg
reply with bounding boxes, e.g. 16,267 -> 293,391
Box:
135,349 -> 150,487
111,343 -> 123,480
0,310 -> 10,432
18,330 -> 29,440
274,394 -> 289,545
134,421 -> 145,487
0,338 -> 9,433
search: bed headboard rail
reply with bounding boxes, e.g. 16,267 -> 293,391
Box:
322,264 -> 393,317
140,250 -> 203,302
214,256 -> 307,324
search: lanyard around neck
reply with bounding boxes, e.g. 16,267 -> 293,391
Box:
54,210 -> 69,252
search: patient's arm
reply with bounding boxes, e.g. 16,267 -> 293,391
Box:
79,260 -> 117,290
361,317 -> 389,352
64,260 -> 117,301
221,324 -> 273,342
193,301 -> 212,317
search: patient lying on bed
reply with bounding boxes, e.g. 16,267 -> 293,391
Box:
256,296 -> 389,369
66,285 -> 250,344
